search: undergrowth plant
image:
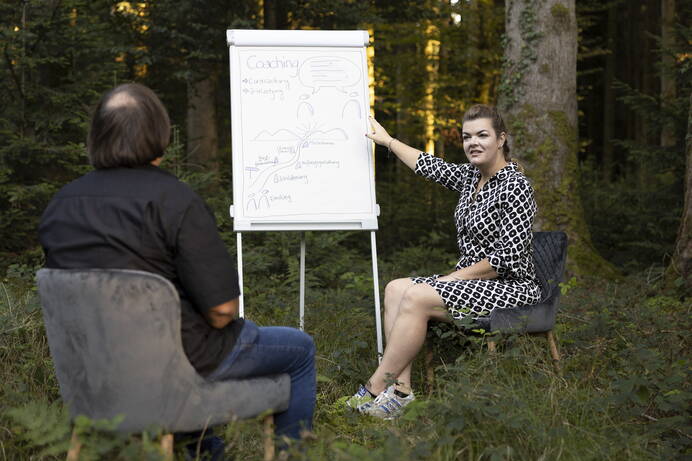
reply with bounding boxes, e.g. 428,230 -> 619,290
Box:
1,239 -> 690,460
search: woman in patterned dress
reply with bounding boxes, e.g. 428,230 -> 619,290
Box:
346,104 -> 541,419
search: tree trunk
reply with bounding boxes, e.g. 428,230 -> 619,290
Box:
424,22 -> 439,156
263,0 -> 288,29
660,0 -> 677,147
498,0 -> 616,277
186,71 -> 219,169
602,3 -> 616,179
667,93 -> 692,289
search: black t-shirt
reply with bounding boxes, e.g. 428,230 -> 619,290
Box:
38,165 -> 243,376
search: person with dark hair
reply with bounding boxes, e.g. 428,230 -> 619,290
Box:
38,83 -> 316,459
87,84 -> 171,169
345,105 -> 541,419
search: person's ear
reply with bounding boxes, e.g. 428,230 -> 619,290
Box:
498,132 -> 506,149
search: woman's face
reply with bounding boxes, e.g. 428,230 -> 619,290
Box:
462,118 -> 506,169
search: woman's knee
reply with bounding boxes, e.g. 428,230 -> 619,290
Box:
384,278 -> 412,305
399,284 -> 442,317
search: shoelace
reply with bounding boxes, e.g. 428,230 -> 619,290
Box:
377,396 -> 403,414
358,386 -> 393,412
372,386 -> 395,403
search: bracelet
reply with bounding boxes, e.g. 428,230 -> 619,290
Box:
387,138 -> 397,153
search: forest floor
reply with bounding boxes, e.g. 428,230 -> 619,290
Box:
0,233 -> 689,460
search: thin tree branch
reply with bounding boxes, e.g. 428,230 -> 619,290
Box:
3,43 -> 25,101
29,0 -> 63,55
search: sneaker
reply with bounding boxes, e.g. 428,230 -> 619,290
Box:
345,384 -> 374,410
355,385 -> 392,413
360,387 -> 415,420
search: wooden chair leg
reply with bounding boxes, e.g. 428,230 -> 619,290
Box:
263,414 -> 275,461
545,331 -> 561,371
160,433 -> 174,461
424,340 -> 435,393
487,340 -> 497,353
66,429 -> 81,461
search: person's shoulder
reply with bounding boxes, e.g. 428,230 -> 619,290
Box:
146,166 -> 195,193
510,171 -> 533,188
505,164 -> 532,184
498,165 -> 534,194
52,170 -> 100,198
144,168 -> 210,214
114,165 -> 200,199
64,166 -> 201,204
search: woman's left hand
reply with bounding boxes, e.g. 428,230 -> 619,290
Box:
365,116 -> 394,147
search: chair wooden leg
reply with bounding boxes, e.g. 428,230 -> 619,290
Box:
425,340 -> 435,393
66,429 -> 81,461
263,414 -> 275,461
487,340 -> 497,353
160,433 -> 174,461
546,331 -> 561,371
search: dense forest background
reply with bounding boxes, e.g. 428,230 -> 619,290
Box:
0,1 -> 690,460
1,0 -> 689,279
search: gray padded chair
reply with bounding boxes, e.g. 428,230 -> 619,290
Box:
475,231 -> 568,367
36,268 -> 290,460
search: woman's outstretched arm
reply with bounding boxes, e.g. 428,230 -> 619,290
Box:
365,116 -> 422,171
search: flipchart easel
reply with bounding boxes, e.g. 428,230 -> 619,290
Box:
227,29 -> 384,359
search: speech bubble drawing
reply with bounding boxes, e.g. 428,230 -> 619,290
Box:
298,56 -> 361,94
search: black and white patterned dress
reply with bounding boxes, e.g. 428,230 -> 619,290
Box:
411,153 -> 541,320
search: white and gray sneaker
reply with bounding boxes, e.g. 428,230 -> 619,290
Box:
355,385 -> 392,413
359,387 -> 415,420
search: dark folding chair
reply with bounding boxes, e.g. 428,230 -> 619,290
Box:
424,231 -> 568,388
36,268 -> 290,461
475,231 -> 569,368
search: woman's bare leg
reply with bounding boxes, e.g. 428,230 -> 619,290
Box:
383,278 -> 414,339
382,278 -> 416,392
367,283 -> 450,395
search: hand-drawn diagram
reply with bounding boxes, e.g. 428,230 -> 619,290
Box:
341,99 -> 362,119
297,101 -> 314,119
246,190 -> 269,211
252,127 -> 347,143
244,123 -> 349,211
236,49 -> 373,218
297,56 -> 361,94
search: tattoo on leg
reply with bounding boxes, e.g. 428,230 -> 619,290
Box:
384,372 -> 400,388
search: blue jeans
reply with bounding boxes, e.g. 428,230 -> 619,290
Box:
206,320 -> 316,440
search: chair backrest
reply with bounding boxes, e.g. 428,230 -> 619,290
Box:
531,231 -> 569,306
476,231 -> 569,334
36,268 -> 291,432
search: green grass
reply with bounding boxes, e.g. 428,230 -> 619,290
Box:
0,235 -> 689,460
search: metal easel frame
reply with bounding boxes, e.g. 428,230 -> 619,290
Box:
235,229 -> 384,360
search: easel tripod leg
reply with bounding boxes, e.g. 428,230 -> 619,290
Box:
370,231 -> 383,361
237,232 -> 244,318
299,232 -> 306,331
